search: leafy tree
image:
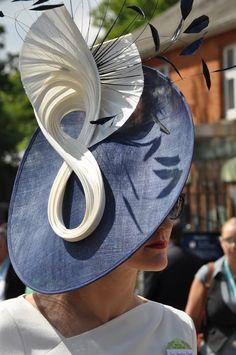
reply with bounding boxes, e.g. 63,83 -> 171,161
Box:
0,56 -> 36,165
91,0 -> 178,40
0,28 -> 36,203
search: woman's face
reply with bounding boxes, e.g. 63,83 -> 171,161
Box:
220,222 -> 236,263
125,218 -> 174,272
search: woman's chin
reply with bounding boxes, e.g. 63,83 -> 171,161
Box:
141,253 -> 168,272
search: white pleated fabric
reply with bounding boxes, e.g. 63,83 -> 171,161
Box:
19,6 -> 143,242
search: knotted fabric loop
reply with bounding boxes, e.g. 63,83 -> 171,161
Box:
19,6 -> 144,242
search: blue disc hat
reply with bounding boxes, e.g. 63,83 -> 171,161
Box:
6,1 -> 203,293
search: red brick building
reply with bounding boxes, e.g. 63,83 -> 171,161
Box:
135,0 -> 236,232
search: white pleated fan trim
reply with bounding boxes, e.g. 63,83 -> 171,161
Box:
19,6 -> 144,242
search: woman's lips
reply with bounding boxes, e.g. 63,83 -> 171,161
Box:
145,240 -> 168,249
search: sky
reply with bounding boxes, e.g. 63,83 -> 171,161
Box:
0,0 -> 100,58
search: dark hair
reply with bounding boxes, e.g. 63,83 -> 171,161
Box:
170,220 -> 183,246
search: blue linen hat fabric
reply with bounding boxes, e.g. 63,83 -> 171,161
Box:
8,5 -> 194,293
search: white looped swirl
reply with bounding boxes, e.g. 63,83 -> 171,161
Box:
19,6 -> 143,242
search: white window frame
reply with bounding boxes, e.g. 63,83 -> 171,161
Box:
223,44 -> 236,119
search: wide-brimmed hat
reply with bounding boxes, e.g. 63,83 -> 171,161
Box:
7,4 -> 195,293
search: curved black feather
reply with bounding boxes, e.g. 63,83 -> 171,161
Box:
149,23 -> 160,52
180,37 -> 203,55
180,0 -> 194,20
157,55 -> 182,79
90,115 -> 116,125
213,65 -> 236,73
202,58 -> 211,90
152,114 -> 170,135
30,3 -> 63,11
127,5 -> 145,18
184,15 -> 209,34
33,0 -> 50,5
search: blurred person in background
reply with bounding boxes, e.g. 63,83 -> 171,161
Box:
186,217 -> 236,355
0,223 -> 25,301
143,220 -> 203,310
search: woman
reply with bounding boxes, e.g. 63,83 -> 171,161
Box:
1,217 -> 197,354
185,218 -> 236,355
0,2 -> 199,354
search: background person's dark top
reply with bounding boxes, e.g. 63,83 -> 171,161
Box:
4,264 -> 25,300
143,243 -> 204,310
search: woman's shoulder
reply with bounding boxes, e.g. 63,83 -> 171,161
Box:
194,263 -> 209,282
0,295 -> 62,354
144,299 -> 194,330
161,303 -> 194,326
0,296 -> 24,323
141,301 -> 196,352
195,256 -> 224,283
0,297 -> 25,352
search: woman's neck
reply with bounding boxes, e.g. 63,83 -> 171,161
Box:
27,265 -> 144,337
64,266 -> 140,321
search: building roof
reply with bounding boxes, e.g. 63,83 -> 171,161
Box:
134,0 -> 236,58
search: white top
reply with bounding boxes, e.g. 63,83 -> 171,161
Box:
0,296 -> 197,355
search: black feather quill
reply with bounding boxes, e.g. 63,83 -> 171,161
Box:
202,58 -> 211,90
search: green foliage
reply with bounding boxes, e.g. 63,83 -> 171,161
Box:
91,0 -> 178,40
0,55 -> 36,166
0,29 -> 35,202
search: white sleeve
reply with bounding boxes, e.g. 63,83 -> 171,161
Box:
176,309 -> 198,355
0,302 -> 25,354
163,305 -> 198,354
186,312 -> 198,355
